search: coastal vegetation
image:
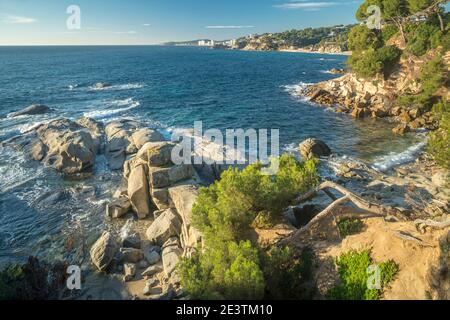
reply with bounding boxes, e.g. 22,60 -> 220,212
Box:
233,25 -> 352,52
327,250 -> 399,300
178,155 -> 319,299
337,217 -> 364,237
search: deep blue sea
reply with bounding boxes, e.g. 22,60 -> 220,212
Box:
0,46 -> 425,297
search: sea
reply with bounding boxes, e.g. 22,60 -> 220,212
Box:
0,46 -> 426,298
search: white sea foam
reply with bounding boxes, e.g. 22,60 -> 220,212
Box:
89,83 -> 145,91
281,82 -> 313,97
371,141 -> 427,172
83,98 -> 140,119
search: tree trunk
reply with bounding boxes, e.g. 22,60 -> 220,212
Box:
436,11 -> 445,32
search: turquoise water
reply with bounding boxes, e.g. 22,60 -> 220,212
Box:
0,46 -> 423,271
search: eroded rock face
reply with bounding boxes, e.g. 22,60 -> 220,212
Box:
148,164 -> 195,189
168,182 -> 202,250
76,117 -> 104,154
128,164 -> 151,219
161,237 -> 182,277
146,208 -> 182,246
299,138 -> 331,160
131,128 -> 165,150
105,120 -> 140,170
9,104 -> 52,118
36,119 -> 97,174
90,231 -> 118,271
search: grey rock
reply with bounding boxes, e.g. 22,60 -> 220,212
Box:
145,208 -> 182,246
119,247 -> 143,263
90,231 -> 118,271
299,138 -> 331,160
141,265 -> 163,278
9,104 -> 52,117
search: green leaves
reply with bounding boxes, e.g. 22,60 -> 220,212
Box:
327,250 -> 399,300
180,154 -> 319,300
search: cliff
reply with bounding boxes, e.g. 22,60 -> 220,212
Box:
301,47 -> 449,133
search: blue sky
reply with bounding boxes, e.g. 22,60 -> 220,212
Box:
0,0 -> 364,45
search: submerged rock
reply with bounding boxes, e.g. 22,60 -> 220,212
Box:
9,104 -> 52,117
299,138 -> 331,160
93,82 -> 111,89
90,231 -> 118,271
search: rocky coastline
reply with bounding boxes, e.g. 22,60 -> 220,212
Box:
298,50 -> 450,135
2,93 -> 449,300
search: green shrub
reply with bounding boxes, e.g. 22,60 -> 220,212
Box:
327,250 -> 399,300
381,25 -> 398,44
397,54 -> 446,107
180,154 -> 319,300
0,264 -> 25,300
348,44 -> 401,78
178,240 -> 265,300
428,101 -> 450,169
348,25 -> 382,51
337,218 -> 364,237
262,246 -> 316,299
192,154 -> 319,242
407,23 -> 443,56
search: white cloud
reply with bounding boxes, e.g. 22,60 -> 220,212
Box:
205,25 -> 255,29
142,24 -> 151,27
5,15 -> 37,24
274,2 -> 338,10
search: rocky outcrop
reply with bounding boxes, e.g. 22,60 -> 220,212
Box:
299,138 -> 331,160
146,208 -> 182,246
128,164 -> 151,219
3,118 -> 99,174
90,231 -> 118,271
301,50 -> 447,132
9,104 -> 52,118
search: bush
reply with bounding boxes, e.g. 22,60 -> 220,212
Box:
428,101 -> 450,169
348,49 -> 384,78
178,240 -> 265,300
180,154 -> 319,300
262,246 -> 316,299
349,44 -> 402,78
407,23 -> 443,56
397,54 -> 446,107
348,25 -> 382,51
381,25 -> 398,44
337,218 -> 364,237
192,154 -> 319,242
327,250 -> 399,300
0,264 -> 25,300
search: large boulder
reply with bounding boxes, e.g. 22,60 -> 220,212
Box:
146,208 -> 182,246
161,237 -> 182,277
148,165 -> 194,189
90,231 -> 118,271
105,197 -> 131,219
299,138 -> 331,160
131,128 -> 165,150
127,164 -> 151,219
136,141 -> 174,166
36,119 -> 97,174
168,182 -> 202,249
105,120 -> 139,170
76,117 -> 104,154
9,104 -> 52,118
